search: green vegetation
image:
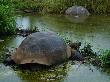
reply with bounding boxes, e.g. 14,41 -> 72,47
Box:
16,63 -> 70,82
100,50 -> 110,67
12,0 -> 110,14
81,43 -> 110,68
0,0 -> 16,35
0,0 -> 109,35
12,0 -> 43,13
0,0 -> 110,35
81,43 -> 97,57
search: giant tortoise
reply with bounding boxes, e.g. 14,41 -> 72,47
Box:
65,6 -> 90,16
11,32 -> 83,66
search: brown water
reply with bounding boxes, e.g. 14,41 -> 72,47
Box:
0,14 -> 110,82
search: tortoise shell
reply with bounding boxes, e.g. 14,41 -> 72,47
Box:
11,32 -> 71,66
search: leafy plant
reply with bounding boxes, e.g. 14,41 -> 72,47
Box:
81,43 -> 97,57
100,50 -> 110,67
0,0 -> 16,35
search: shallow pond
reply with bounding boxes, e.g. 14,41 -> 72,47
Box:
16,14 -> 110,51
0,14 -> 110,82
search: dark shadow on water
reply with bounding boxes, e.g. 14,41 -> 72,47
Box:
15,62 -> 71,82
16,63 -> 51,72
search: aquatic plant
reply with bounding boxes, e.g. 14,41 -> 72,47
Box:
80,43 -> 110,68
80,43 -> 102,66
81,43 -> 97,57
100,50 -> 110,68
16,62 -> 70,82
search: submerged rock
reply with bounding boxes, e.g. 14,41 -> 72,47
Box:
16,26 -> 39,37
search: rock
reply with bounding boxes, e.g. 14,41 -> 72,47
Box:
16,26 -> 39,37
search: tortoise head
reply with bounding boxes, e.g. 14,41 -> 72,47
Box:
69,42 -> 84,61
69,42 -> 81,50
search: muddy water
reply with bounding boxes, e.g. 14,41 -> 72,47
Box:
0,14 -> 110,82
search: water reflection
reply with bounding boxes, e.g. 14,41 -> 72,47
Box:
0,64 -> 21,82
16,63 -> 70,82
65,15 -> 89,23
16,16 -> 30,29
64,64 -> 110,82
0,36 -> 25,51
0,61 -> 110,82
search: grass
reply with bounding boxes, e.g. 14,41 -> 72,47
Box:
11,0 -> 110,15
